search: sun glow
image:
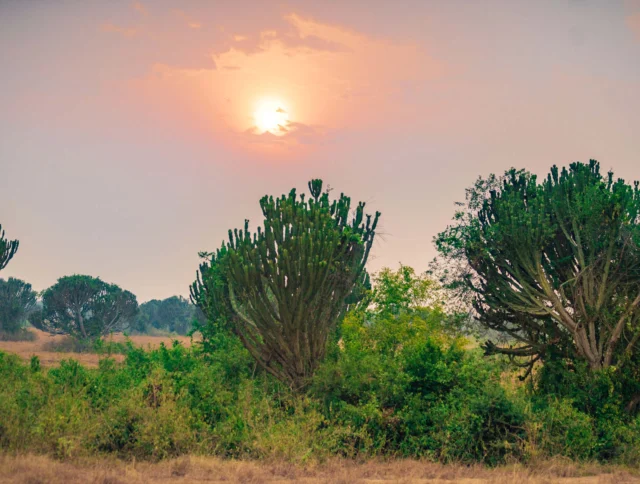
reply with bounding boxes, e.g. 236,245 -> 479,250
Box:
253,98 -> 289,135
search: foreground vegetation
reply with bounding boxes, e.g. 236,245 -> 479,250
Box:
2,270 -> 640,466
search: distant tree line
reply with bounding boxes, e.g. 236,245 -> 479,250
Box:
131,295 -> 204,335
0,228 -> 196,339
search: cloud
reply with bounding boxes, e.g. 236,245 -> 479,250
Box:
174,9 -> 202,30
627,13 -> 640,40
100,22 -> 137,38
219,15 -> 351,57
242,120 -> 327,146
132,2 -> 148,16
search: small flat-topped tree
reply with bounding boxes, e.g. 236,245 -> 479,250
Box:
32,275 -> 138,341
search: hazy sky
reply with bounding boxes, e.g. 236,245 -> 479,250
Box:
1,0 -> 639,302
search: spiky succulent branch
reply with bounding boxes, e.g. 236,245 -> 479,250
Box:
192,179 -> 380,388
0,225 -> 19,272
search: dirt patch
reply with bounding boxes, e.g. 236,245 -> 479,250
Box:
0,329 -> 195,368
0,455 -> 638,484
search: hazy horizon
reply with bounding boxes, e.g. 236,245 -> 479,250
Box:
2,0 -> 639,302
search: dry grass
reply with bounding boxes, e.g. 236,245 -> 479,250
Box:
0,329 -> 194,368
0,455 -> 638,483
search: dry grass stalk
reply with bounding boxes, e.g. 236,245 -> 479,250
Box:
0,454 -> 638,484
0,329 -> 194,368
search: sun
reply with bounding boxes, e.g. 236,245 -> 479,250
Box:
253,98 -> 289,135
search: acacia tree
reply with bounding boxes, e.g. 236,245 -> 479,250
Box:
0,278 -> 37,333
436,160 -> 640,375
0,225 -> 19,271
32,275 -> 138,340
191,179 -> 380,389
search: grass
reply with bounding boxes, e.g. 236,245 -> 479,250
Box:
0,329 -> 195,368
0,454 -> 637,483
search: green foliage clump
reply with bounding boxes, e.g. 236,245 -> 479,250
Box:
311,267 -> 525,464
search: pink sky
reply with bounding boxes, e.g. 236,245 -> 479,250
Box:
1,0 -> 640,301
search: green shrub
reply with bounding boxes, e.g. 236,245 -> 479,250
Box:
311,305 -> 526,464
0,328 -> 36,342
42,335 -> 132,355
525,398 -> 596,460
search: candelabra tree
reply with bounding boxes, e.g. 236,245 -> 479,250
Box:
436,160 -> 640,376
192,179 -> 380,389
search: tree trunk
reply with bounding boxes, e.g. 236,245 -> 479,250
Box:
77,310 -> 88,339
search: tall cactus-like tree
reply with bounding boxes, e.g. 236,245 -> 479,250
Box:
436,160 -> 640,374
0,225 -> 19,271
192,179 -> 380,388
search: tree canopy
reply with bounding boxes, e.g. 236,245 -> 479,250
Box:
133,296 -> 200,335
31,275 -> 138,340
436,160 -> 640,374
0,278 -> 37,334
192,179 -> 380,389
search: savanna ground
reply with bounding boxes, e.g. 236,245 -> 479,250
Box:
1,455 -> 639,484
0,328 -> 193,367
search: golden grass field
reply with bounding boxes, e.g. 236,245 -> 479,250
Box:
0,329 -> 194,367
0,455 -> 639,483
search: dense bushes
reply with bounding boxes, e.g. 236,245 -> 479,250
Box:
2,284 -> 640,465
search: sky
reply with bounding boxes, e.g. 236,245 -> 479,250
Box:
1,0 -> 640,302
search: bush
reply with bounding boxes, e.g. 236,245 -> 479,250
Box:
0,328 -> 36,342
311,306 -> 526,465
525,398 -> 597,461
42,335 -> 132,355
